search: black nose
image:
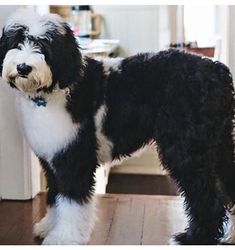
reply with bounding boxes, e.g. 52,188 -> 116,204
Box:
17,63 -> 32,76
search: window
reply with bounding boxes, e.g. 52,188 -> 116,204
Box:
184,5 -> 216,47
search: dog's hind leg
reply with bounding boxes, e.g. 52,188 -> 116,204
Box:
209,86 -> 235,244
215,131 -> 235,244
155,130 -> 227,245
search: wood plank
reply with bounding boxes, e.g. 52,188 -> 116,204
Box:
0,195 -> 46,245
89,196 -> 118,244
17,195 -> 46,244
0,201 -> 24,244
105,196 -> 146,244
0,201 -> 33,244
141,198 -> 186,244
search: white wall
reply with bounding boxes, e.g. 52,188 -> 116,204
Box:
0,83 -> 30,199
93,5 -> 170,57
0,6 -> 21,31
228,6 -> 235,77
215,5 -> 235,78
213,6 -> 229,65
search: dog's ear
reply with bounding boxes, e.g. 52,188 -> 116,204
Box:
50,24 -> 83,89
0,28 -> 8,76
0,26 -> 25,76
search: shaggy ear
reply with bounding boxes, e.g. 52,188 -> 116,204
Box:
0,29 -> 8,76
0,26 -> 25,76
50,25 -> 83,89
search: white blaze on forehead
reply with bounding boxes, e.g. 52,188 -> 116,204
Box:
5,8 -> 65,37
2,41 -> 41,78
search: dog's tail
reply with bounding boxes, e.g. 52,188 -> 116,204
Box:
214,61 -> 234,89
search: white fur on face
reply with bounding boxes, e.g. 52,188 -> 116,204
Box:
16,88 -> 79,162
2,41 -> 52,93
41,195 -> 97,245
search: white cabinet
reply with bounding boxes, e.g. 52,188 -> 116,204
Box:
0,82 -> 41,200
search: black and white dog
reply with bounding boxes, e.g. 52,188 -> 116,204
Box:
1,9 -> 235,245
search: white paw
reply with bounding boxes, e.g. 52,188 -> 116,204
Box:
33,207 -> 55,238
222,209 -> 235,244
169,236 -> 180,245
223,222 -> 235,244
34,218 -> 53,239
42,226 -> 90,245
39,195 -> 97,245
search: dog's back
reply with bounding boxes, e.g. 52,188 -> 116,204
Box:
102,49 -> 234,163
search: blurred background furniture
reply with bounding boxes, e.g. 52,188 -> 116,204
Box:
169,40 -> 221,60
50,6 -> 102,39
78,38 -> 119,57
185,47 -> 215,57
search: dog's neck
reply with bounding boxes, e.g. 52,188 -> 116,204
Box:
26,84 -> 71,107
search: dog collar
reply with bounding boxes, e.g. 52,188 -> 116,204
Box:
30,96 -> 47,107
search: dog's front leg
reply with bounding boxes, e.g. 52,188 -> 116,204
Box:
42,195 -> 97,245
41,128 -> 98,245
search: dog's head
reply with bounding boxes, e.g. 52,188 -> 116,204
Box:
0,9 -> 83,93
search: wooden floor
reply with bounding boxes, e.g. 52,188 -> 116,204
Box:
0,193 -> 187,245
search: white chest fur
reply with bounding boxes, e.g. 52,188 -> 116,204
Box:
16,90 -> 79,162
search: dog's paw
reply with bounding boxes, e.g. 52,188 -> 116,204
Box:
222,227 -> 235,244
34,218 -> 52,239
169,236 -> 181,245
222,211 -> 235,244
33,208 -> 55,239
42,226 -> 90,245
169,232 -> 218,245
169,233 -> 189,245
